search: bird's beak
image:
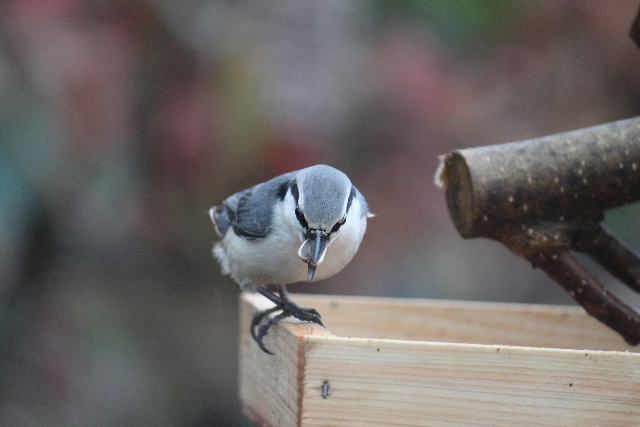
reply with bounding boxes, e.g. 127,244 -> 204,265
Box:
300,232 -> 329,282
307,264 -> 316,283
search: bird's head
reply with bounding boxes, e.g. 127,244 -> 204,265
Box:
287,165 -> 356,282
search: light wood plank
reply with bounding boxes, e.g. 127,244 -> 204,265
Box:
238,293 -> 640,427
290,294 -> 638,351
238,294 -> 333,427
301,337 -> 640,427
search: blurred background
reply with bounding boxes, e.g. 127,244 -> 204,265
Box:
2,0 -> 640,425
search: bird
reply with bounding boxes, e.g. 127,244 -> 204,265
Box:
209,164 -> 373,354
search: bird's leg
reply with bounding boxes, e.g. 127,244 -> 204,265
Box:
253,311 -> 288,355
250,305 -> 281,342
264,285 -> 324,325
251,285 -> 324,354
278,285 -> 290,301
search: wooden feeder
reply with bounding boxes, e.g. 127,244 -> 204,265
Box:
239,293 -> 640,427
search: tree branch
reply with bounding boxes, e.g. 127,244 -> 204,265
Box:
534,250 -> 640,345
437,117 -> 640,239
436,116 -> 640,345
573,224 -> 640,293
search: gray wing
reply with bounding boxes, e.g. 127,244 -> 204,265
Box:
213,171 -> 296,239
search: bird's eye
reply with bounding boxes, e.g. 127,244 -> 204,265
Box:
295,207 -> 309,229
331,217 -> 346,233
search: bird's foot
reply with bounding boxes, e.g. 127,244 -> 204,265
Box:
250,287 -> 324,354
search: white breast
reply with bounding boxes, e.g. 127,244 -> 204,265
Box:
215,196 -> 368,291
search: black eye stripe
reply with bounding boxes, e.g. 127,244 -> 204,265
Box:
291,183 -> 300,204
291,183 -> 308,228
275,181 -> 290,201
346,186 -> 356,212
331,217 -> 346,233
295,207 -> 308,229
292,181 -> 350,233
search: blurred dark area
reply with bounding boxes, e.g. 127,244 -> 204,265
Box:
1,1 -> 640,425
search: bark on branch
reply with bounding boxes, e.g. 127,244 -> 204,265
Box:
437,117 -> 640,345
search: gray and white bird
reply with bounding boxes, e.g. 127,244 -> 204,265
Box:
210,164 -> 373,353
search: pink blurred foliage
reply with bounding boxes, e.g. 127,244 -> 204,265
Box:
5,0 -> 143,159
151,66 -> 216,186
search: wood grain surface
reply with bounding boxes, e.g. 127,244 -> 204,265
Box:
238,293 -> 640,427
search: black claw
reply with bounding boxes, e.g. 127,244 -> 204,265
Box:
251,306 -> 280,341
250,287 -> 324,354
315,316 -> 325,328
254,312 -> 288,354
288,307 -> 323,326
257,337 -> 274,355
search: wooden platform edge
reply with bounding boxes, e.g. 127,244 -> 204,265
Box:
239,293 -> 333,427
238,293 -> 640,427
